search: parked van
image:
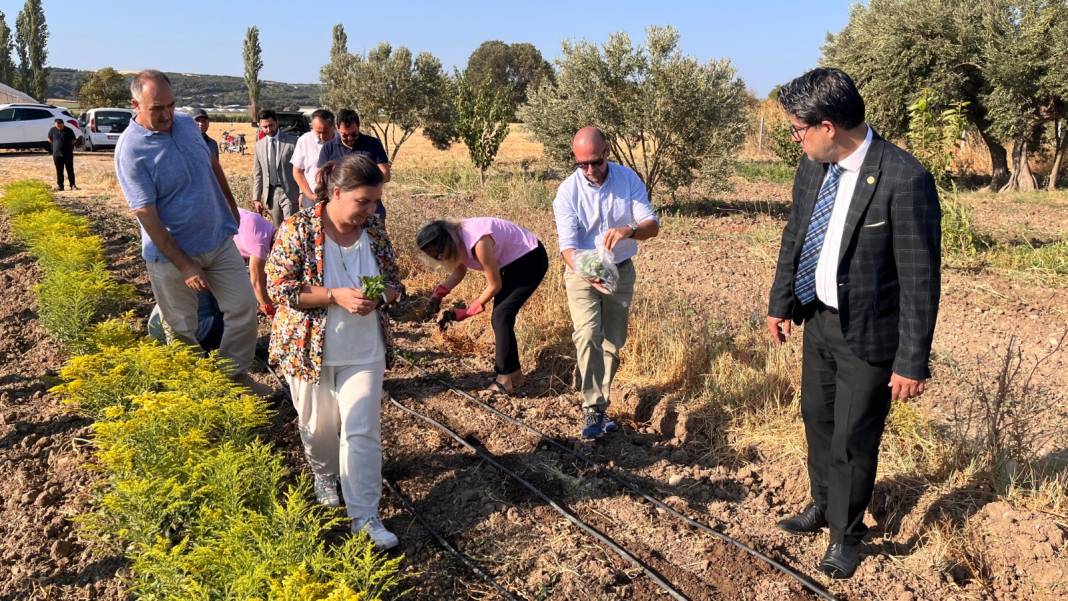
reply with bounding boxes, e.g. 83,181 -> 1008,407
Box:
79,107 -> 135,151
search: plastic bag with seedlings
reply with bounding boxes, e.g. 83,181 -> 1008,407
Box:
574,246 -> 619,294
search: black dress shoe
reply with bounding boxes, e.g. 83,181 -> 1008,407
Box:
776,502 -> 827,534
818,542 -> 860,579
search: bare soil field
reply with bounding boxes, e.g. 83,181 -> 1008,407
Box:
0,129 -> 1065,600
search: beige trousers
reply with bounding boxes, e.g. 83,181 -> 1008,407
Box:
563,260 -> 636,413
145,239 -> 258,375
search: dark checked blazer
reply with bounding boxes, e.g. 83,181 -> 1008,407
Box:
768,131 -> 941,380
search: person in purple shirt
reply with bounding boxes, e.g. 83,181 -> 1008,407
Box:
416,217 -> 548,394
114,69 -> 258,379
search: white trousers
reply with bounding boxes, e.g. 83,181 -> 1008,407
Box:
287,358 -> 385,519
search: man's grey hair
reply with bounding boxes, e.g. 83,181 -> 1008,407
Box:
130,69 -> 171,102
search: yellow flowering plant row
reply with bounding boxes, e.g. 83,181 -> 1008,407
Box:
0,180 -> 133,354
1,181 -> 405,599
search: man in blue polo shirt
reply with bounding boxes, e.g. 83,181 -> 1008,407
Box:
553,126 -> 660,439
115,69 -> 258,377
316,108 -> 391,218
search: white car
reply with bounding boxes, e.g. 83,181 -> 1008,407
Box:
0,103 -> 83,151
79,108 -> 135,152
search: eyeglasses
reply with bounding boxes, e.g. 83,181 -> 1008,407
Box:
575,157 -> 606,169
790,123 -> 814,142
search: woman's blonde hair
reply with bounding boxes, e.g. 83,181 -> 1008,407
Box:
415,219 -> 463,266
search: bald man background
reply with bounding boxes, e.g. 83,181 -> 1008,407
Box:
552,126 -> 660,439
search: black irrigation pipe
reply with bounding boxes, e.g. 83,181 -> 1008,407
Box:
396,354 -> 838,601
382,477 -> 525,601
387,394 -> 691,601
257,353 -> 524,601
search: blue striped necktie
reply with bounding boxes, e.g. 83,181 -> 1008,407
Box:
794,163 -> 843,306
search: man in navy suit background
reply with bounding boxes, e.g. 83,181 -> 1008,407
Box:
766,68 -> 941,579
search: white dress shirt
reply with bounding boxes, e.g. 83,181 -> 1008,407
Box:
290,130 -> 336,192
815,126 -> 872,309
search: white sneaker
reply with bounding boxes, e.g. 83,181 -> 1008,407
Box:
313,474 -> 340,507
352,514 -> 399,550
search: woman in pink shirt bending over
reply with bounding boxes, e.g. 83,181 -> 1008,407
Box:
417,217 -> 548,395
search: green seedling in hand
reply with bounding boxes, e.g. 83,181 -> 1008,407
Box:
360,275 -> 385,300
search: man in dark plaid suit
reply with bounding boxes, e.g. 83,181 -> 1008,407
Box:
766,68 -> 941,579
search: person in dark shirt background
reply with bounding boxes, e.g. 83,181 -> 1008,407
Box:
47,118 -> 77,191
316,108 -> 391,218
193,109 -> 220,158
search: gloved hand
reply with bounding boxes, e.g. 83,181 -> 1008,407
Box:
453,301 -> 484,322
427,284 -> 450,318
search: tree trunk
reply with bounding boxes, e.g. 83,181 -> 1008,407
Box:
1049,120 -> 1066,191
1000,136 -> 1038,193
478,166 -> 485,187
979,128 -> 1010,192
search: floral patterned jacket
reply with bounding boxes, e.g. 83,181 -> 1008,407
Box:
266,201 -> 404,383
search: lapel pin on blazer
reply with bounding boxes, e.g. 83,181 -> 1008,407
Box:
866,175 -> 876,185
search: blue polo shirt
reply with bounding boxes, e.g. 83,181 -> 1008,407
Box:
115,113 -> 238,262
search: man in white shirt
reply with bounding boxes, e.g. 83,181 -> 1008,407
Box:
290,109 -> 337,208
552,126 -> 659,440
252,109 -> 299,227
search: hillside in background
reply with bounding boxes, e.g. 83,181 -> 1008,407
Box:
47,68 -> 322,109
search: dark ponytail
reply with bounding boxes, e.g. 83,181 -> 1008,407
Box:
315,154 -> 385,203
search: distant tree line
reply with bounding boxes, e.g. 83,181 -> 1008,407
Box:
47,68 -> 323,109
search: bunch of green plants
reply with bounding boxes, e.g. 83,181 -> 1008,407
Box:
55,320 -> 406,599
0,180 -> 133,352
359,275 -> 385,300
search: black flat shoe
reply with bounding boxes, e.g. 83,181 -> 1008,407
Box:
818,542 -> 860,579
776,502 -> 827,534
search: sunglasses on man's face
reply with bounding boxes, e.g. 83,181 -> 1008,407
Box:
575,157 -> 606,169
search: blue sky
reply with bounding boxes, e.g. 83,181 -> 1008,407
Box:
1,0 -> 857,97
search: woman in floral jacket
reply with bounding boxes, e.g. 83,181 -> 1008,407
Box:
266,154 -> 404,549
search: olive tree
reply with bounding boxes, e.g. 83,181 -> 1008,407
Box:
823,0 -> 1009,190
982,0 -> 1068,191
519,26 -> 749,201
320,41 -> 453,161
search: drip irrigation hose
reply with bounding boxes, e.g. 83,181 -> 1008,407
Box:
382,477 -> 524,601
396,354 -> 838,601
388,395 -> 691,601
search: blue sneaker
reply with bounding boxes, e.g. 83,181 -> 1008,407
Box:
581,411 -> 618,439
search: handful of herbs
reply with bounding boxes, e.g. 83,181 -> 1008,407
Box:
360,275 -> 386,300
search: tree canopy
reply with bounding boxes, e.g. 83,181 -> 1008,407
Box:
520,26 -> 749,201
